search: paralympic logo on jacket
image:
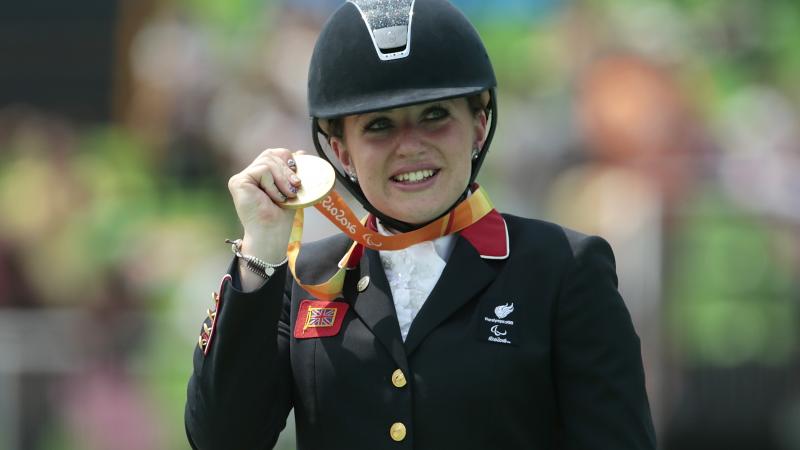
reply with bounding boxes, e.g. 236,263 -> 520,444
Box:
483,302 -> 515,345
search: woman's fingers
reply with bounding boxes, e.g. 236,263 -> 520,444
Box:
227,150 -> 303,262
254,149 -> 303,188
229,149 -> 308,212
251,161 -> 300,199
254,167 -> 288,204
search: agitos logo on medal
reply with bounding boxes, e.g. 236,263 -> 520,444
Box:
294,299 -> 349,339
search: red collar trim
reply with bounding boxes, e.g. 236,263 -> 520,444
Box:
459,209 -> 510,259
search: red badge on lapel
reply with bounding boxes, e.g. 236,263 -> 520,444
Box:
294,299 -> 349,339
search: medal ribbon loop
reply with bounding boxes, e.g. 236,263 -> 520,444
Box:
286,185 -> 494,300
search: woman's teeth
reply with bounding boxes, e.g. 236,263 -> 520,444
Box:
392,169 -> 436,183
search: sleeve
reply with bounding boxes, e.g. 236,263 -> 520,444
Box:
185,257 -> 294,450
553,235 -> 657,450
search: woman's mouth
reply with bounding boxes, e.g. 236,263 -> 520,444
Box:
390,169 -> 439,184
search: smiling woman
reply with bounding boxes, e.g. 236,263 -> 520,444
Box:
185,1 -> 656,449
330,98 -> 486,225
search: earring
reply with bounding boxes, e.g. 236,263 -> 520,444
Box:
347,171 -> 358,183
471,147 -> 480,160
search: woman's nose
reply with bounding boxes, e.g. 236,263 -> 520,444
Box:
393,123 -> 426,156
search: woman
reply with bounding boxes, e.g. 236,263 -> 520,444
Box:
185,1 -> 656,449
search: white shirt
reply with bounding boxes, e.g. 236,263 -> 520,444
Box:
376,220 -> 456,341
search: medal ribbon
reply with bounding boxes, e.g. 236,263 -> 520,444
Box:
286,185 -> 494,300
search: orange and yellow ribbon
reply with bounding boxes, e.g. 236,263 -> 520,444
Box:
286,185 -> 494,300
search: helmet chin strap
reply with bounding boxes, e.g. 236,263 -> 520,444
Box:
311,89 -> 498,233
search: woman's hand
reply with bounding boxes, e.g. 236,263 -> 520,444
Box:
227,148 -> 303,265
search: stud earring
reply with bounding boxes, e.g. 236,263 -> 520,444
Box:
471,147 -> 480,160
347,171 -> 358,183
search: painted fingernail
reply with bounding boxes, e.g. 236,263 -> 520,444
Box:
290,175 -> 301,184
287,159 -> 296,168
290,186 -> 298,194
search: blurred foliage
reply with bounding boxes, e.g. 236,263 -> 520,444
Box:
668,188 -> 798,367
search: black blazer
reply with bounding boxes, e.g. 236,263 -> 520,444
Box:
185,214 -> 656,449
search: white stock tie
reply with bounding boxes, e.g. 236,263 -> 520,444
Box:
377,221 -> 453,341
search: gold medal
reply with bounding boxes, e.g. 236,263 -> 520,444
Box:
279,154 -> 337,209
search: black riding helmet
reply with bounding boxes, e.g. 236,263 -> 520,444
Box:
308,0 -> 498,231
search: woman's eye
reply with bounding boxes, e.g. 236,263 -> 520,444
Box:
422,107 -> 449,122
364,118 -> 392,132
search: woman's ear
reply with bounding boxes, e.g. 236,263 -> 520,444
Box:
330,137 -> 353,173
473,109 -> 488,149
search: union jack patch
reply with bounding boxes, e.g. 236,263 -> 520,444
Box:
305,307 -> 337,329
294,300 -> 349,339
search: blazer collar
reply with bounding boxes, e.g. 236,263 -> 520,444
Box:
458,209 -> 509,259
346,249 -> 409,371
348,237 -> 500,360
403,235 -> 499,355
344,203 -> 509,358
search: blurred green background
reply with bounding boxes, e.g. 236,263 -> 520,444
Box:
1,0 -> 799,449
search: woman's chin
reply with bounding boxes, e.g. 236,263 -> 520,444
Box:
379,204 -> 449,227
371,181 -> 466,226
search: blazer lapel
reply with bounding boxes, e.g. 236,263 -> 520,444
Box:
348,248 -> 408,371
404,236 -> 498,356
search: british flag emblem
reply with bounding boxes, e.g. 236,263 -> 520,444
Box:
305,307 -> 337,330
294,300 -> 348,339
